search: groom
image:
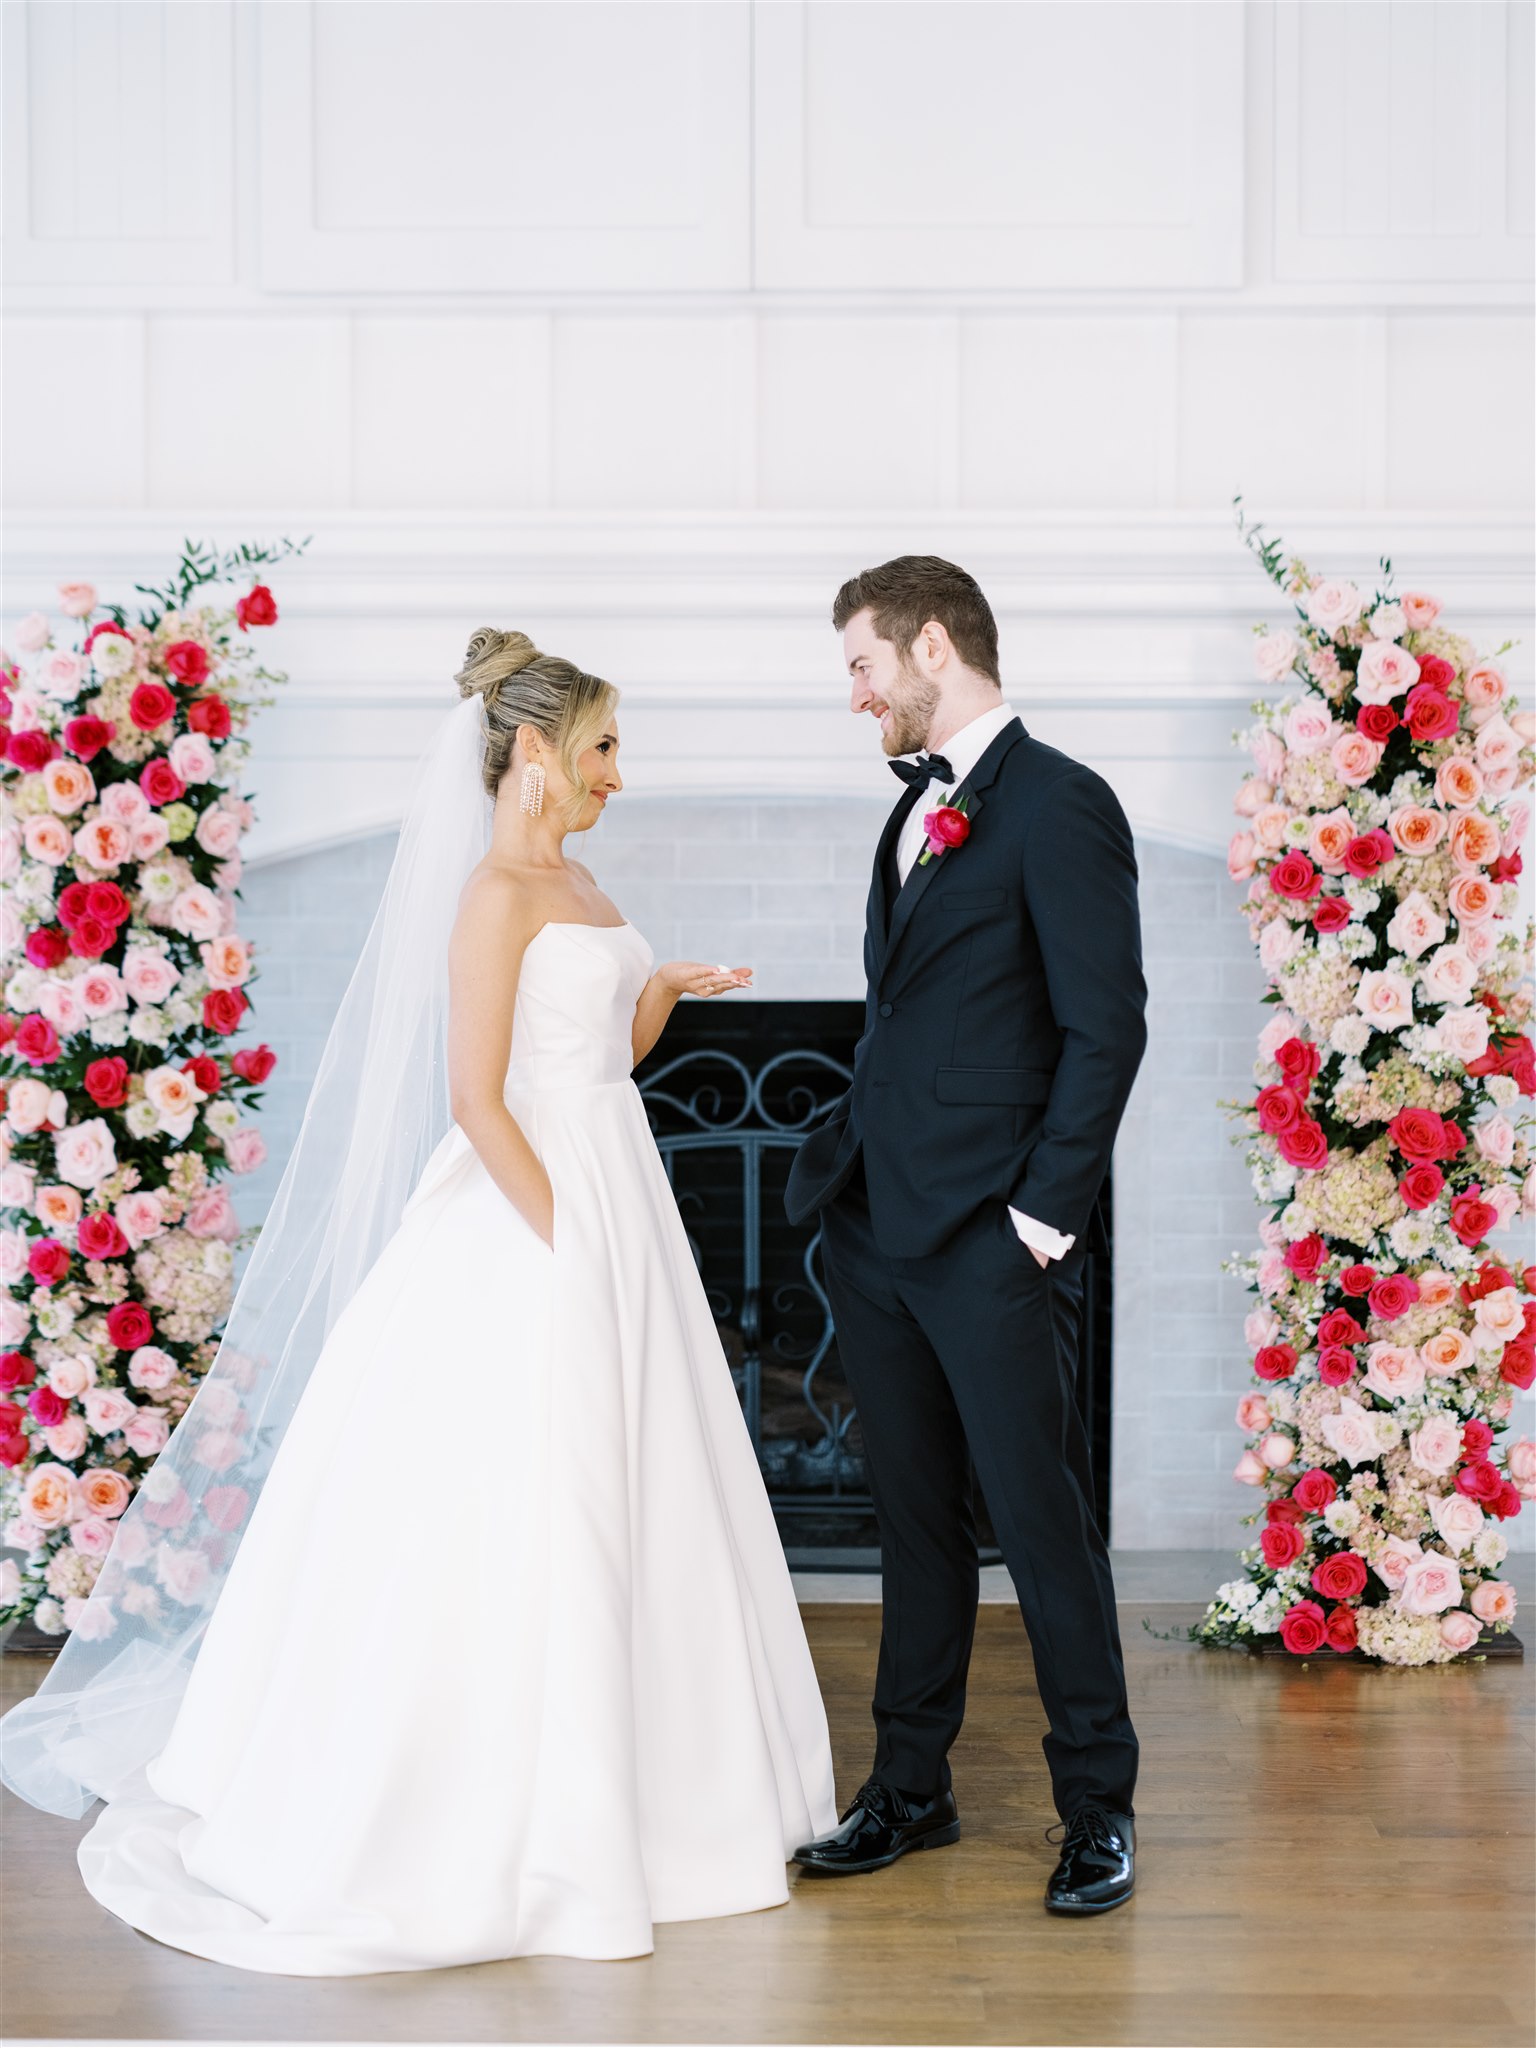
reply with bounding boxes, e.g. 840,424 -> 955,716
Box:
785,556 -> 1146,1915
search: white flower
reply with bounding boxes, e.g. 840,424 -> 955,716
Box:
1472,1528 -> 1510,1569
203,1100 -> 240,1141
87,1011 -> 130,1048
1387,1214 -> 1437,1261
31,1598 -> 66,1635
1254,630 -> 1301,682
34,1297 -> 77,1340
1486,1074 -> 1520,1109
127,1008 -> 171,1047
123,1099 -> 160,1140
1329,1014 -> 1371,1057
1368,601 -> 1407,641
1323,1497 -> 1362,1537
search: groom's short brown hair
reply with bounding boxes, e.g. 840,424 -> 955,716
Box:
832,556 -> 1001,685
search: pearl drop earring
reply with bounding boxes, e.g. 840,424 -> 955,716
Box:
520,762 -> 545,817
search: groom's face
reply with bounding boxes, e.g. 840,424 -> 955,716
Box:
843,607 -> 940,758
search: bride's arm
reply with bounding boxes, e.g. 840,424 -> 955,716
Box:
446,871 -> 556,1249
632,961 -> 754,1067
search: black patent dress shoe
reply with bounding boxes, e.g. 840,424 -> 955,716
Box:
1044,1804 -> 1135,1914
791,1778 -> 960,1875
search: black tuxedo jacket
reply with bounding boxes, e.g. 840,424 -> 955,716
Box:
784,716 -> 1147,1260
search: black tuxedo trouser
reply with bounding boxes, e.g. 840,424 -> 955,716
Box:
818,1154 -> 1138,1823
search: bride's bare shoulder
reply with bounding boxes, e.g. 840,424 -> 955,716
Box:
453,862 -> 541,948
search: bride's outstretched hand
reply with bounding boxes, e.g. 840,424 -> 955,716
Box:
659,961 -> 754,998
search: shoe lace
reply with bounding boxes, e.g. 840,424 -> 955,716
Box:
1045,1804 -> 1120,1856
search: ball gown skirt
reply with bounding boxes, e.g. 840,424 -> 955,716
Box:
71,920 -> 838,1974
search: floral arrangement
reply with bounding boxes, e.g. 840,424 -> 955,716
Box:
1197,508 -> 1536,1666
0,539 -> 304,1636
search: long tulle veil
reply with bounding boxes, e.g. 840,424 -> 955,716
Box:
0,694 -> 493,1817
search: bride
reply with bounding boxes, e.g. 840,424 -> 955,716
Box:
0,630 -> 838,1975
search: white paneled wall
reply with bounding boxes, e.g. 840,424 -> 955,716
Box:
4,0 -> 1533,1550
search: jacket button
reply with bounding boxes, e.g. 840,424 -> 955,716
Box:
878,1001 -> 894,1017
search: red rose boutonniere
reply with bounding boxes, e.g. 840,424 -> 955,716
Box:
917,792 -> 971,867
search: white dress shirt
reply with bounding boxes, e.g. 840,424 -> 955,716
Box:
893,700 -> 1075,1264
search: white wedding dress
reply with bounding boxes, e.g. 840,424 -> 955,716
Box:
72,918 -> 838,1975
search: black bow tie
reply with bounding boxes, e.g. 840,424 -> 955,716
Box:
889,751 -> 955,791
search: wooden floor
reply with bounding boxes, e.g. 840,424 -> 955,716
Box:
2,1601 -> 1532,2048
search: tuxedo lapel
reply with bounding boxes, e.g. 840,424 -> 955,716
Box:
878,717 -> 1027,987
867,782 -> 924,968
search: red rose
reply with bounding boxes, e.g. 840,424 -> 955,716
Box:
27,1385 -> 67,1427
1399,1162 -> 1446,1211
235,583 -> 278,630
77,1212 -> 129,1261
1404,684 -> 1458,743
63,715 -> 114,761
1488,849 -> 1524,886
1343,829 -> 1396,878
923,805 -> 971,850
1499,1339 -> 1535,1392
1279,1599 -> 1328,1656
187,693 -> 232,740
1275,1037 -> 1321,1090
27,1237 -> 69,1286
1256,1084 -> 1305,1135
1449,1187 -> 1497,1248
6,728 -> 54,773
1311,1550 -> 1368,1601
0,1353 -> 37,1391
162,639 -> 211,685
1339,1263 -> 1377,1297
86,881 -> 130,925
105,1301 -> 154,1350
1261,1522 -> 1307,1570
56,881 -> 91,928
83,1056 -> 130,1108
140,757 -> 186,807
1491,1481 -> 1523,1521
1461,1419 -> 1495,1460
231,1042 -> 276,1084
1283,1234 -> 1326,1281
1266,1497 -> 1307,1527
24,926 -> 69,970
1292,1468 -> 1337,1514
1389,1106 -> 1450,1162
1316,1345 -> 1356,1387
203,988 -> 248,1035
183,1054 -> 221,1095
0,1435 -> 26,1469
1254,1343 -> 1298,1383
129,681 -> 176,731
1355,703 -> 1398,742
67,915 -> 113,959
1368,1272 -> 1421,1323
1324,1605 -> 1359,1653
1455,1460 -> 1503,1505
1311,894 -> 1351,934
1417,655 -> 1456,691
1319,1308 -> 1366,1347
1270,852 -> 1321,901
14,1014 -> 60,1065
1276,1118 -> 1329,1171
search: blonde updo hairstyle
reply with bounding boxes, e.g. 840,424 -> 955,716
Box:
454,629 -> 619,827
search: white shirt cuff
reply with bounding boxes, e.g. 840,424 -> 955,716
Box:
1008,1206 -> 1075,1261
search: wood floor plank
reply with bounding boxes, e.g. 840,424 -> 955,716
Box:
1,1600 -> 1530,2046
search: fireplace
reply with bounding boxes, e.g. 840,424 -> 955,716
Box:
633,1002 -> 1114,1568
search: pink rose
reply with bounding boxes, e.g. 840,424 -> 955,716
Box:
41,1417 -> 89,1461
1258,1431 -> 1296,1470
83,1387 -> 137,1436
37,650 -> 89,701
170,885 -> 222,942
155,1547 -> 210,1605
168,732 -> 216,784
56,581 -> 97,618
1463,662 -> 1507,709
1401,591 -> 1442,630
1354,969 -> 1414,1033
224,1127 -> 267,1175
121,947 -> 180,1005
1430,1492 -> 1485,1553
1235,1393 -> 1273,1433
1320,1397 -> 1378,1467
131,813 -> 171,861
62,1595 -> 117,1642
23,814 -> 73,866
114,1189 -> 167,1248
1254,631 -> 1300,682
122,1408 -> 170,1457
1284,700 -> 1336,757
1354,640 -> 1421,705
1419,944 -> 1477,1006
1233,1448 -> 1267,1486
1435,1006 -> 1492,1063
185,1186 -> 241,1241
77,965 -> 127,1017
194,806 -> 243,858
68,1514 -> 115,1559
1439,1610 -> 1481,1654
14,611 -> 51,652
1507,1438 -> 1536,1499
1469,1581 -> 1517,1626
1303,579 -> 1364,636
1330,731 -> 1383,787
1361,1343 -> 1426,1404
52,1118 -> 117,1191
72,816 -> 132,870
1399,1550 -> 1463,1616
127,1344 -> 178,1391
1407,1413 -> 1463,1475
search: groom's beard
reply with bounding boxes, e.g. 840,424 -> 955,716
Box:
881,657 -> 941,758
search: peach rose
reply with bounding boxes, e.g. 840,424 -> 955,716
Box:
1435,756 -> 1485,810
1258,1431 -> 1296,1470
1236,1393 -> 1274,1433
1473,1288 -> 1525,1345
1233,1448 -> 1268,1486
22,814 -> 72,866
1227,831 -> 1257,881
1463,663 -> 1507,710
1447,873 -> 1496,925
1439,1609 -> 1481,1653
1469,1581 -> 1517,1626
200,936 -> 251,989
41,1417 -> 88,1462
170,885 -> 222,942
72,816 -> 132,871
1331,731 -> 1384,787
1234,776 -> 1273,818
1399,1550 -> 1463,1616
1401,592 -> 1442,630
1388,805 -> 1446,855
78,1468 -> 132,1519
1310,807 -> 1356,872
21,1464 -> 76,1530
1407,1413 -> 1463,1475
1253,803 -> 1291,851
143,1065 -> 204,1139
1449,812 -> 1502,870
35,1184 -> 82,1229
41,758 -> 95,815
1361,1343 -> 1426,1403
1420,1326 -> 1475,1375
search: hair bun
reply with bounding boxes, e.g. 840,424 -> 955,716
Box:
455,627 -> 541,700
